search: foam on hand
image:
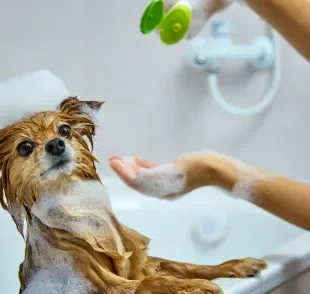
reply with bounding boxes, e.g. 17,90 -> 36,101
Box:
232,169 -> 267,202
0,70 -> 70,128
123,152 -> 266,201
133,163 -> 187,198
216,154 -> 267,202
194,151 -> 267,202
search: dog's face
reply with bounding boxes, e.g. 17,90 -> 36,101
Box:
0,97 -> 103,215
13,113 -> 78,183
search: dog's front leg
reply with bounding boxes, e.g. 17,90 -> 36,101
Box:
146,256 -> 267,280
135,275 -> 222,294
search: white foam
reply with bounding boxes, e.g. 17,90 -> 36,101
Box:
232,173 -> 267,202
130,151 -> 266,201
186,151 -> 267,201
207,152 -> 266,201
32,180 -> 126,254
32,180 -> 113,231
7,202 -> 27,238
23,267 -> 94,294
133,163 -> 186,198
23,221 -> 94,294
24,180 -> 117,293
0,70 -> 70,128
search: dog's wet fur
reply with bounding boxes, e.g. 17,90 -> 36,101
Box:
0,97 -> 267,293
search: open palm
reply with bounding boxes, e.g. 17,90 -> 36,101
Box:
109,156 -> 187,198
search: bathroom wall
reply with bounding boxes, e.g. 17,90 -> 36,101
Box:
0,1 -> 309,293
0,0 -> 309,182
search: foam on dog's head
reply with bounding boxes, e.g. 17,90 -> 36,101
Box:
0,70 -> 70,129
132,162 -> 186,198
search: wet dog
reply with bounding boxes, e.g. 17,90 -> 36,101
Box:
0,97 -> 267,293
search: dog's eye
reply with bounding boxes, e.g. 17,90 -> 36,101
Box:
17,141 -> 34,157
58,125 -> 72,139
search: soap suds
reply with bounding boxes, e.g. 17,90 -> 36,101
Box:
23,221 -> 94,294
32,180 -> 124,254
23,266 -> 94,294
6,202 -> 27,238
133,163 -> 186,198
232,176 -> 265,202
190,151 -> 268,201
24,180 -> 117,293
210,153 -> 267,202
129,151 -> 267,201
0,70 -> 70,129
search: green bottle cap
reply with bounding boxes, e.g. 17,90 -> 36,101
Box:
140,0 -> 164,34
159,3 -> 192,45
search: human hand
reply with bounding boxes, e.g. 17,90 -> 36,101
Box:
109,153 -> 220,199
162,0 -> 233,39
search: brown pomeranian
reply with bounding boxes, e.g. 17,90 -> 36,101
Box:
0,96 -> 266,294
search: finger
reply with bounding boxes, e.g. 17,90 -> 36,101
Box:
109,155 -> 122,161
109,159 -> 136,189
135,157 -> 157,169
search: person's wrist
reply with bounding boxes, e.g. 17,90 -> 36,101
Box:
176,153 -> 233,191
205,155 -> 239,191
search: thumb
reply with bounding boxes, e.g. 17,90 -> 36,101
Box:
109,157 -> 136,188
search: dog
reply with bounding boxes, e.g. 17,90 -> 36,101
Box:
0,96 -> 267,294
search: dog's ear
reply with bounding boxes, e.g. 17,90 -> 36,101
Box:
58,97 -> 104,149
58,96 -> 104,122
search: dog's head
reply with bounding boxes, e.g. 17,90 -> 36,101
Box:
0,96 -> 104,233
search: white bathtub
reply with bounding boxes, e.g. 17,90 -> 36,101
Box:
106,177 -> 310,294
0,176 -> 309,293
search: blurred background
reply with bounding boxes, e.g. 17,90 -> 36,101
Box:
0,1 -> 310,293
0,0 -> 309,180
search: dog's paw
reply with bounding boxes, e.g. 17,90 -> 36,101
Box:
223,258 -> 267,278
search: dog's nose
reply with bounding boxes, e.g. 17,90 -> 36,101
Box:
45,138 -> 66,156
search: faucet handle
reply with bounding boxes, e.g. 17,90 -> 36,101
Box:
210,20 -> 231,38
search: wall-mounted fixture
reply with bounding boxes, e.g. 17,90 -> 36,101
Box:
186,21 -> 281,116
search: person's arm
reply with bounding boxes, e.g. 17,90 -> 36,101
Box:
187,0 -> 310,61
204,154 -> 310,230
247,0 -> 310,61
110,153 -> 310,230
